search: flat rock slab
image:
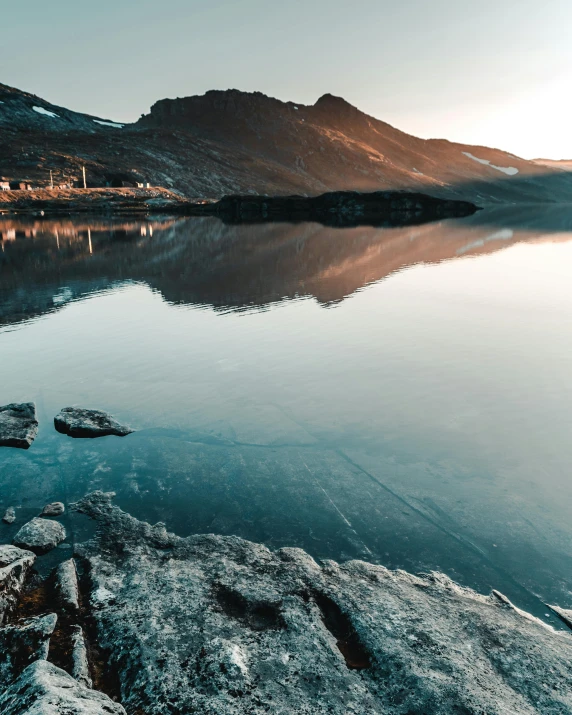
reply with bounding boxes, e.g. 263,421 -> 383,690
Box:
13,517 -> 66,555
72,491 -> 572,715
0,403 -> 38,449
54,407 -> 134,439
0,660 -> 126,715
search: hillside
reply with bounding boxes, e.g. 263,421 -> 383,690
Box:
2,82 -> 572,203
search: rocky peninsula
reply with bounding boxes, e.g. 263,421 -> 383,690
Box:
1,491 -> 571,714
0,187 -> 478,226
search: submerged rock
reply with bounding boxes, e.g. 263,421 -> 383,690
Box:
0,402 -> 38,449
0,613 -> 57,688
54,559 -> 80,613
3,506 -> 16,524
72,491 -> 572,715
0,660 -> 126,714
54,407 -> 134,439
0,544 -> 35,624
40,501 -> 65,517
13,517 -> 66,554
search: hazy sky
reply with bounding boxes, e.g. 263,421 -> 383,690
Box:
2,0 -> 571,159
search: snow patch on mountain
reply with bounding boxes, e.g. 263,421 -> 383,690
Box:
32,106 -> 59,118
462,152 -> 519,176
94,119 -> 124,128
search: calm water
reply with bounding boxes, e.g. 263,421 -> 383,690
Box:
2,209 -> 572,622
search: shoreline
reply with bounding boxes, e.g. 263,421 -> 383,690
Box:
1,491 -> 571,713
0,187 -> 479,226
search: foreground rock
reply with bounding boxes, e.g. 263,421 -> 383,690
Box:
0,613 -> 57,688
0,402 -> 38,449
73,491 -> 572,715
0,545 -> 35,623
3,506 -> 16,524
41,501 -> 65,517
0,660 -> 126,714
190,190 -> 479,227
13,517 -> 66,554
54,407 -> 134,439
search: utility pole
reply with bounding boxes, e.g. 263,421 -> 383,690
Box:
82,166 -> 87,189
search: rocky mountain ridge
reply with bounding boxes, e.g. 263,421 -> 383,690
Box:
3,82 -> 572,202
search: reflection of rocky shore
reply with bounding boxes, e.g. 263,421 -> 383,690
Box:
1,491 -> 571,714
2,207 -> 572,327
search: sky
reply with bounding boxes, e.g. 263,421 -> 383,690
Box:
2,0 -> 572,159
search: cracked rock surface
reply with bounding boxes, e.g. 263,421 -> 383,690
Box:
54,407 -> 134,438
73,491 -> 572,715
13,517 -> 66,554
0,402 -> 38,449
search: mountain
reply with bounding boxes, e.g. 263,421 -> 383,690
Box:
2,82 -> 572,203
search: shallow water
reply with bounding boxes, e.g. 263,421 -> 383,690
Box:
2,209 -> 572,622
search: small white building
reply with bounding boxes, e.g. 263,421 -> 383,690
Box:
0,181 -> 10,191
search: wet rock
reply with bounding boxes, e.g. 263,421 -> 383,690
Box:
0,613 -> 57,688
13,517 -> 66,554
54,559 -> 80,613
72,491 -> 572,715
0,545 -> 35,624
40,501 -> 65,517
548,604 -> 572,630
0,402 -> 38,449
54,407 -> 134,439
70,625 -> 92,688
3,506 -> 16,524
0,660 -> 126,714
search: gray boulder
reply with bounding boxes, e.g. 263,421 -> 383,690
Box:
41,501 -> 65,517
13,517 -> 66,554
0,613 -> 57,688
0,402 -> 38,449
3,506 -> 16,524
54,407 -> 134,438
0,660 -> 126,714
0,544 -> 35,624
72,491 -> 572,715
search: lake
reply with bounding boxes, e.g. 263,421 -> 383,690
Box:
1,208 -> 572,624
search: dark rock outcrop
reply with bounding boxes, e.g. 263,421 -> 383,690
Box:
54,407 -> 134,439
0,402 -> 38,449
194,190 -> 479,227
71,491 -> 572,715
13,518 -> 66,554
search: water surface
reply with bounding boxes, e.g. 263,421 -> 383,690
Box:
2,209 -> 572,622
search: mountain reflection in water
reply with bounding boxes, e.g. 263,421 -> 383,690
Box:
2,206 -> 572,326
2,208 -> 572,628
